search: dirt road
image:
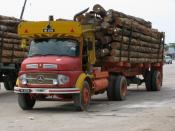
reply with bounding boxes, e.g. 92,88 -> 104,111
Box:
0,63 -> 175,131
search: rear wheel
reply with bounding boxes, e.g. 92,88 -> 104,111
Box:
18,94 -> 36,110
144,70 -> 162,91
107,75 -> 115,100
151,70 -> 162,91
3,74 -> 17,90
113,75 -> 127,101
73,81 -> 91,111
145,71 -> 152,91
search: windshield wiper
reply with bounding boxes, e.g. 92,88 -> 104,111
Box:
29,53 -> 76,57
29,54 -> 60,57
28,53 -> 42,57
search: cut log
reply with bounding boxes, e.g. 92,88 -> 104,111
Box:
0,25 -> 16,33
111,32 -> 160,48
1,58 -> 24,63
96,48 -> 110,57
0,15 -> 20,21
0,49 -> 27,58
110,49 -> 162,58
0,20 -> 20,26
0,15 -> 27,64
110,41 -> 163,54
0,38 -> 20,44
104,56 -> 162,63
93,4 -> 107,18
115,17 -> 161,39
107,9 -> 152,28
0,31 -> 19,39
0,42 -> 28,51
112,27 -> 160,44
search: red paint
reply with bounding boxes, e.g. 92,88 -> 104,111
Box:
93,71 -> 109,79
24,29 -> 28,33
93,78 -> 108,92
21,56 -> 81,71
103,62 -> 163,77
19,56 -> 82,88
19,70 -> 82,88
70,28 -> 75,33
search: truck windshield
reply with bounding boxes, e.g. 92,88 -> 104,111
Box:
28,38 -> 80,57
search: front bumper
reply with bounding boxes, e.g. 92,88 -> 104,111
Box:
14,87 -> 80,94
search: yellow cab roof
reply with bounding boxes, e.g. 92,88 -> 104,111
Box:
18,20 -> 83,38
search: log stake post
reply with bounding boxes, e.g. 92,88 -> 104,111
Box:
120,22 -> 125,61
128,23 -> 133,62
11,40 -> 15,63
161,33 -> 165,61
157,34 -> 162,63
0,31 -> 5,63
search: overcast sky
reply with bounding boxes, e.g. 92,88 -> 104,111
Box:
0,0 -> 174,43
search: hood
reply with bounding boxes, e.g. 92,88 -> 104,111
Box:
21,56 -> 81,71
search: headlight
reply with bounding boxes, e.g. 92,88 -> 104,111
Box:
26,64 -> 38,69
19,74 -> 27,85
58,75 -> 69,85
43,64 -> 57,69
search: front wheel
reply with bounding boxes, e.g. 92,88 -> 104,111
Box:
18,94 -> 36,110
73,81 -> 91,111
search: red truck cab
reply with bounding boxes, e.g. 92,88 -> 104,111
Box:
15,20 -> 109,111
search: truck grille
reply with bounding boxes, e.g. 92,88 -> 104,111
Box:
26,73 -> 57,85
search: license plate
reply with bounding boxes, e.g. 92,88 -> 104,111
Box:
21,89 -> 31,93
36,89 -> 45,92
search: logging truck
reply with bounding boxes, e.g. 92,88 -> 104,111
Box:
0,15 -> 26,90
14,5 -> 164,111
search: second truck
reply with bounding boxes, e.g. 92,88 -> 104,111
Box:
14,5 -> 165,111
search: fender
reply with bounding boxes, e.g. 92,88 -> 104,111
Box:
75,73 -> 92,90
16,77 -> 19,87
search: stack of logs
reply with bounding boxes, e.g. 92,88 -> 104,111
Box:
76,4 -> 165,63
0,15 -> 27,63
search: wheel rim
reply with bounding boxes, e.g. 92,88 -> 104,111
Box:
82,86 -> 90,105
156,72 -> 162,90
121,81 -> 127,96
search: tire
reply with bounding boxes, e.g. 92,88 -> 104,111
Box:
151,70 -> 162,91
18,94 -> 36,110
3,74 -> 17,90
113,75 -> 127,101
73,81 -> 91,111
107,75 -> 116,100
144,71 -> 152,91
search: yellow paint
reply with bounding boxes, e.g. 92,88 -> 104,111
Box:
16,78 -> 19,87
75,73 -> 89,90
20,39 -> 27,48
82,25 -> 96,65
18,21 -> 82,38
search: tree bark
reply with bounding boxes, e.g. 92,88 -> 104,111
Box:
110,41 -> 163,54
0,31 -> 19,39
0,25 -> 16,33
104,56 -> 162,63
0,49 -> 27,58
